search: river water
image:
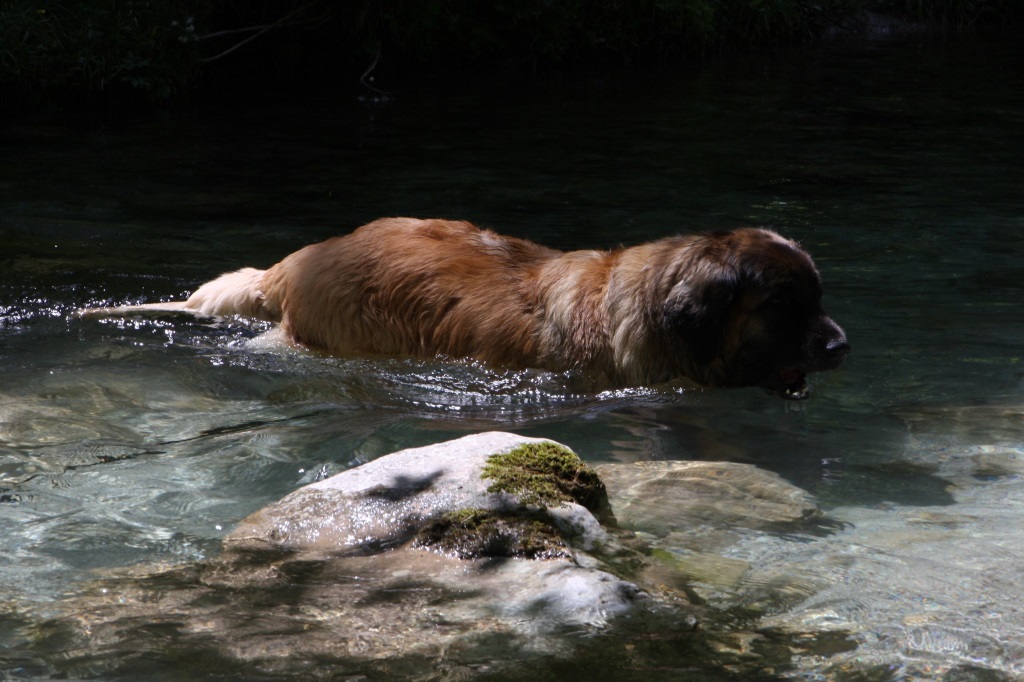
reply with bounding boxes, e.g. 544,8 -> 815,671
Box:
1,33 -> 1023,680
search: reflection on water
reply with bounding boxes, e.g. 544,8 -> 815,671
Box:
2,33 -> 1024,679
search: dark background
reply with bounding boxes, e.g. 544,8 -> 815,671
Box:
2,0 -> 1022,116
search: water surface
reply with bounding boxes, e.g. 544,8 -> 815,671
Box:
1,34 -> 1023,680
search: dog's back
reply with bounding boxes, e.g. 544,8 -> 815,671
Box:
261,218 -> 565,366
82,218 -> 625,377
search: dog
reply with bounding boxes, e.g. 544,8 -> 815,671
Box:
82,217 -> 849,399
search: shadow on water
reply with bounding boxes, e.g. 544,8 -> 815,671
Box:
8,542 -> 861,682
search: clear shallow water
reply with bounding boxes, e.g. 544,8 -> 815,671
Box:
1,34 -> 1023,680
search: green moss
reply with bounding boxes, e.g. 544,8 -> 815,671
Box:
481,442 -> 608,511
650,547 -> 677,563
414,508 -> 569,560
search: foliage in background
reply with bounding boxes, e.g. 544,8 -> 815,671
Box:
871,0 -> 1021,29
1,0 -> 1020,109
340,0 -> 857,66
1,0 -> 203,102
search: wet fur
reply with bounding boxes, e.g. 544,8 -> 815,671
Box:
85,217 -> 848,392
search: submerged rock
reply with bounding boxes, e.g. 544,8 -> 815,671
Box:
24,433 -> 657,680
596,459 -> 831,607
598,460 -> 821,534
896,403 -> 1024,481
29,432 -> 851,680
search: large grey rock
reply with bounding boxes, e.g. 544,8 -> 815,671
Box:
226,431 -> 641,630
228,431 -> 613,556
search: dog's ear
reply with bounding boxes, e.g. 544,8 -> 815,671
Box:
661,264 -> 739,367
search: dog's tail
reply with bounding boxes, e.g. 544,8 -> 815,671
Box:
79,267 -> 277,321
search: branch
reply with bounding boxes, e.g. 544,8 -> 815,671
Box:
359,49 -> 392,101
198,1 -> 323,63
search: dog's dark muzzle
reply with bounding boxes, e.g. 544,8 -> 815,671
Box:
813,317 -> 850,371
766,316 -> 849,400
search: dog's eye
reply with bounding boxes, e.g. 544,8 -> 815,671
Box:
760,293 -> 804,318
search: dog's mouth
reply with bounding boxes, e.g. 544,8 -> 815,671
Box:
767,367 -> 809,400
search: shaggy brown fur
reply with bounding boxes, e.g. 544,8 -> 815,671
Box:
84,217 -> 849,398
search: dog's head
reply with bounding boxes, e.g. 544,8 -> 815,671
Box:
662,228 -> 849,399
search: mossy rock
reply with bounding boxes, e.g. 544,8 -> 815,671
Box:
481,441 -> 608,512
414,508 -> 569,560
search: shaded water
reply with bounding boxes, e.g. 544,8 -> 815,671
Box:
2,34 -> 1023,680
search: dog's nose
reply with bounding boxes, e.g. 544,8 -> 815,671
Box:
816,317 -> 849,368
826,338 -> 851,358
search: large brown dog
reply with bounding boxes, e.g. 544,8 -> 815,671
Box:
86,218 -> 849,398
